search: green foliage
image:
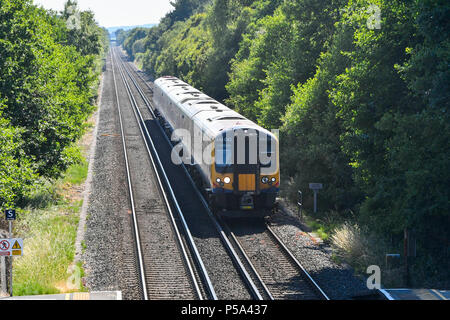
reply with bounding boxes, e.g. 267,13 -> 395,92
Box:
0,0 -> 107,209
123,27 -> 149,58
115,28 -> 128,45
13,203 -> 81,296
332,0 -> 449,256
154,14 -> 211,89
62,1 -> 106,56
0,118 -> 37,208
227,0 -> 344,128
282,21 -> 361,212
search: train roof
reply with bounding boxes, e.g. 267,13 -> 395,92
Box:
154,76 -> 274,138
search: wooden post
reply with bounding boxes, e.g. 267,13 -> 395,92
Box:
297,190 -> 303,220
313,190 -> 318,213
404,228 -> 410,287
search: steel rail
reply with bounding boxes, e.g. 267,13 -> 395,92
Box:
217,217 -> 275,300
110,48 -> 148,300
113,47 -> 216,300
117,51 -> 264,300
266,224 -> 330,300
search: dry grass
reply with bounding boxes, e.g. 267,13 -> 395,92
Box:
331,223 -> 374,272
331,222 -> 406,287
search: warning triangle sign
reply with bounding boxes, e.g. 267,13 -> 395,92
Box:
12,240 -> 21,250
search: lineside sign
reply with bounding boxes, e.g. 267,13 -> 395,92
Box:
0,238 -> 23,256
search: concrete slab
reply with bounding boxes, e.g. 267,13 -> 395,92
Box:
380,288 -> 448,300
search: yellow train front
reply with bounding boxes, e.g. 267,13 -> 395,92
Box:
210,128 -> 279,211
153,76 -> 279,212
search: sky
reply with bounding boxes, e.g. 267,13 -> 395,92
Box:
33,0 -> 174,27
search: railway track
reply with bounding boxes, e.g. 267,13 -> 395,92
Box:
111,47 -> 213,300
113,45 -> 330,300
222,217 -> 330,300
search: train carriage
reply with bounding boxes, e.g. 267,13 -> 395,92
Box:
153,76 -> 279,211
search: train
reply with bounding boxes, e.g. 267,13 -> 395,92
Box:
153,76 -> 280,211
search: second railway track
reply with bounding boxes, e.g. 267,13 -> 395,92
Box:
111,47 -> 210,300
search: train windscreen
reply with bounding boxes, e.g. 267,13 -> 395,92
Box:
215,131 -> 276,174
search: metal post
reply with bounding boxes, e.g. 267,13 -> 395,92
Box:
297,191 -> 303,220
404,228 -> 409,287
309,184 -> 322,214
313,190 -> 318,213
8,220 -> 12,297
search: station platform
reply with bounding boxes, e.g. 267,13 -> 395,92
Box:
1,291 -> 122,300
379,288 -> 449,300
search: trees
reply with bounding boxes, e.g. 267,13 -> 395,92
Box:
226,0 -> 343,128
62,0 -> 107,56
0,118 -> 36,208
154,14 -> 211,89
0,0 -> 107,208
332,0 -> 449,259
282,22 -> 360,211
115,29 -> 128,45
123,28 -> 149,58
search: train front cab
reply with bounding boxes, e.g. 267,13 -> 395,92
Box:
210,128 -> 279,211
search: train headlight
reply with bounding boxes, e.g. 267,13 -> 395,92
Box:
224,177 -> 231,184
271,177 -> 276,182
261,177 -> 269,184
216,178 -> 221,183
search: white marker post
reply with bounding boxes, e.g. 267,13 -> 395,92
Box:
0,246 -> 5,296
5,209 -> 16,297
309,184 -> 323,213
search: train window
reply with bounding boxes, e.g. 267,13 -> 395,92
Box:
260,135 -> 274,168
216,145 -> 233,172
215,134 -> 233,173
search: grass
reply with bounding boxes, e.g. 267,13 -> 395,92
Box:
300,209 -> 344,242
64,161 -> 89,185
12,157 -> 89,296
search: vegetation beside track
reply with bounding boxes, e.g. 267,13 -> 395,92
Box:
12,114 -> 96,296
0,0 -> 107,296
0,0 -> 108,209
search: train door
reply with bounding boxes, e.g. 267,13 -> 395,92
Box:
233,129 -> 260,209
